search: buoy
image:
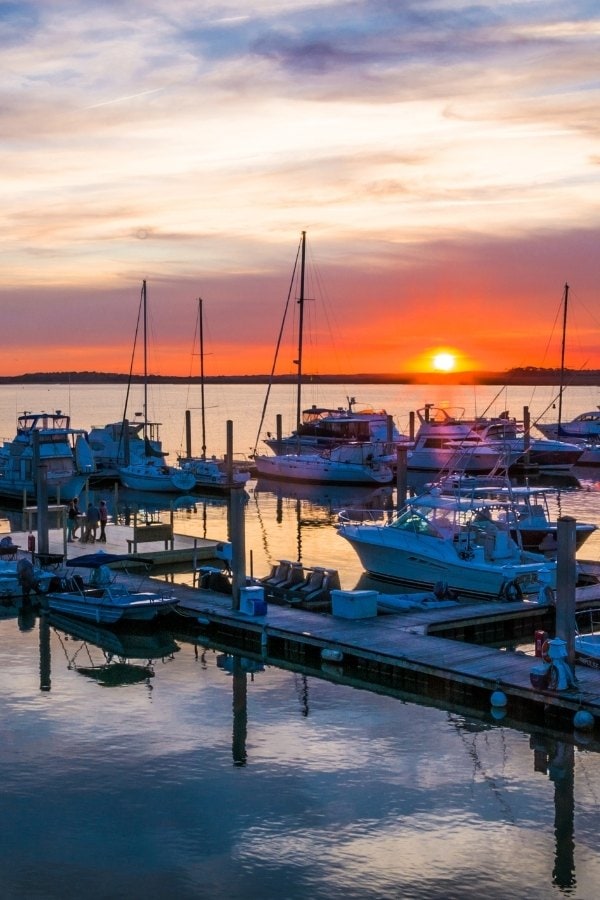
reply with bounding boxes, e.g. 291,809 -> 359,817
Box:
490,690 -> 508,708
573,710 -> 594,732
321,648 -> 344,663
490,707 -> 506,721
197,615 -> 211,626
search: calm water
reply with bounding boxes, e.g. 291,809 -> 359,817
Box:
1,382 -> 600,899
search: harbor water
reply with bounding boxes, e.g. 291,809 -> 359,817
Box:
1,382 -> 600,898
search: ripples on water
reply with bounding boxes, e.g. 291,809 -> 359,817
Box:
2,617 -> 600,900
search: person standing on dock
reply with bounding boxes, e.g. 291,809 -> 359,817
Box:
98,500 -> 108,543
67,498 -> 80,542
83,502 -> 100,543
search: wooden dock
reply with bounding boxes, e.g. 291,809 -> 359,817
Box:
7,517 -> 600,736
5,524 -> 223,568
166,585 -> 600,735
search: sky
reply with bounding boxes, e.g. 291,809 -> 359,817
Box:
1,0 -> 599,377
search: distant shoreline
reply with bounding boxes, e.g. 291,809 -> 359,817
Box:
0,369 -> 599,386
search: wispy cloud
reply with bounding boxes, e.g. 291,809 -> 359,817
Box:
0,0 -> 599,373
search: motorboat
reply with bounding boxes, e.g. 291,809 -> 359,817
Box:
263,399 -> 403,458
254,442 -> 394,485
537,409 -> 600,444
336,490 -> 558,601
46,551 -> 180,624
118,456 -> 196,493
408,406 -> 515,474
428,477 -> 597,554
412,405 -> 582,475
467,413 -> 583,474
0,410 -> 94,502
0,557 -> 55,600
575,608 -> 600,669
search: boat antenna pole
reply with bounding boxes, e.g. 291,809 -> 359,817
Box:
199,297 -> 207,459
143,279 -> 148,441
296,230 -> 306,433
557,282 -> 569,434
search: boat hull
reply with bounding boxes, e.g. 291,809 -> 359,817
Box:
337,523 -> 553,600
47,591 -> 178,624
254,454 -> 393,485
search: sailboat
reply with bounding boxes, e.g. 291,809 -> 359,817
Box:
535,283 -> 600,466
177,298 -> 251,492
117,282 -> 196,494
253,232 -> 394,486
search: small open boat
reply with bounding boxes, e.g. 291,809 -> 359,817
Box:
46,551 -> 179,624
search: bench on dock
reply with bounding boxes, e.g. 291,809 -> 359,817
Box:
127,523 -> 174,554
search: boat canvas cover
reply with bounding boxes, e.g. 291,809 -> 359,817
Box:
66,552 -> 149,569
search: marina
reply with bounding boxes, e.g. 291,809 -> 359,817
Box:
2,382 -> 600,899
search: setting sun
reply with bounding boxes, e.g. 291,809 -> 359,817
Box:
432,351 -> 456,372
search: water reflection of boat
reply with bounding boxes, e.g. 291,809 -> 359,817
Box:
50,612 -> 180,686
254,477 -> 394,512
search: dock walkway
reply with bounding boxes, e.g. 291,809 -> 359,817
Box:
171,587 -> 600,733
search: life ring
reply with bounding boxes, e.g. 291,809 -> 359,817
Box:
503,580 -> 523,602
541,639 -> 552,663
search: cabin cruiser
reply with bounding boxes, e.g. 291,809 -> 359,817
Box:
264,400 -> 403,459
0,410 -> 94,502
412,405 -> 582,474
537,408 -> 600,443
407,406 -> 517,474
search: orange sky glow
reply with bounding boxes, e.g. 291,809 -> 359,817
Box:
1,3 -> 599,378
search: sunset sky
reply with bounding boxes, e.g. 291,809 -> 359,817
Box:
1,1 -> 599,377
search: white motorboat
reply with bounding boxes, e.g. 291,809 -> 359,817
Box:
336,490 -> 557,601
537,410 -> 600,444
467,413 -> 583,474
255,442 -> 394,485
263,399 -> 403,458
0,410 -> 94,502
46,551 -> 179,624
575,608 -> 600,669
407,406 -> 515,474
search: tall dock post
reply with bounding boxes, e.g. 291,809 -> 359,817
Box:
228,420 -> 246,611
555,516 -> 577,666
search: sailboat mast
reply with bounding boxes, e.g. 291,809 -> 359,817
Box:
199,297 -> 207,459
296,230 -> 306,433
142,279 -> 148,440
557,282 -> 569,433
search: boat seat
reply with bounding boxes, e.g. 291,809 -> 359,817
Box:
261,560 -> 293,588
